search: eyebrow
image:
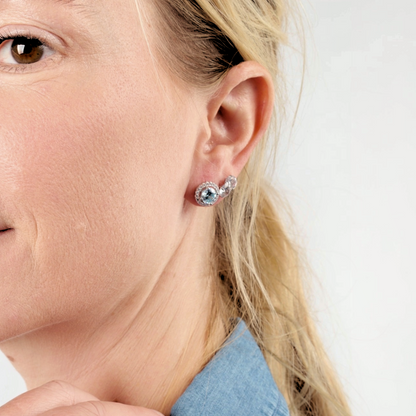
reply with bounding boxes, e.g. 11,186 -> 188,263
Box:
0,0 -> 90,9
52,0 -> 81,4
50,0 -> 95,16
0,0 -> 95,19
51,0 -> 87,7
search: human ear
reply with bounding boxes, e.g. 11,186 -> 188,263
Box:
186,61 -> 274,206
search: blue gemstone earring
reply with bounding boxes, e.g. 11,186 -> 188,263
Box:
195,176 -> 238,207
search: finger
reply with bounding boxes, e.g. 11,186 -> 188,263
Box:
41,401 -> 164,416
0,380 -> 99,416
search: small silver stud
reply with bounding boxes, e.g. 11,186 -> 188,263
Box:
195,176 -> 237,207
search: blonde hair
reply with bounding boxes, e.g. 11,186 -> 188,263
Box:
140,0 -> 352,415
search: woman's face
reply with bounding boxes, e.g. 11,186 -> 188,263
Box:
0,0 -> 203,340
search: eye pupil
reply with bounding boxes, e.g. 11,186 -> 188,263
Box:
11,37 -> 44,64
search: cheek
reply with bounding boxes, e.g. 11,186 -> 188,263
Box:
0,64 -> 194,339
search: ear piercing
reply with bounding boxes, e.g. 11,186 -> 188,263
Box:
195,176 -> 238,207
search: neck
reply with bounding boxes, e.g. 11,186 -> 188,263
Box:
0,212 -> 226,415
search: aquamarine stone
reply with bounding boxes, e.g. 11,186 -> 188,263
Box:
201,187 -> 218,204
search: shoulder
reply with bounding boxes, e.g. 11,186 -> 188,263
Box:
171,320 -> 290,416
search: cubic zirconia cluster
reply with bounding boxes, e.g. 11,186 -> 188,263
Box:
219,175 -> 238,198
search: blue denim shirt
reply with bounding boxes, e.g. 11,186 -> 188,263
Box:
171,320 -> 290,416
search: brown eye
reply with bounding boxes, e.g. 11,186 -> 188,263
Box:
11,37 -> 44,64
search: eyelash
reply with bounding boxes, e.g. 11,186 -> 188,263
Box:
0,29 -> 55,74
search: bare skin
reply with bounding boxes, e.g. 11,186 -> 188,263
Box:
0,0 -> 274,414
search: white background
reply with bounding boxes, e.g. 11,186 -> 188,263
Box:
275,0 -> 416,415
1,0 -> 415,415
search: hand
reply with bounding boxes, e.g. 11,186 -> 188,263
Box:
0,380 -> 164,416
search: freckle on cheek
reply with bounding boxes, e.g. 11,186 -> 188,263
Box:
6,355 -> 15,362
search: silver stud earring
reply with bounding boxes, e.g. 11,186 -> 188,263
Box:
195,175 -> 238,207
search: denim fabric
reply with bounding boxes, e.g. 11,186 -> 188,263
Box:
171,320 -> 290,416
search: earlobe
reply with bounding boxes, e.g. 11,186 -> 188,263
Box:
186,61 -> 274,207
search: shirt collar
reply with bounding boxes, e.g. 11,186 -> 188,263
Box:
171,320 -> 289,416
